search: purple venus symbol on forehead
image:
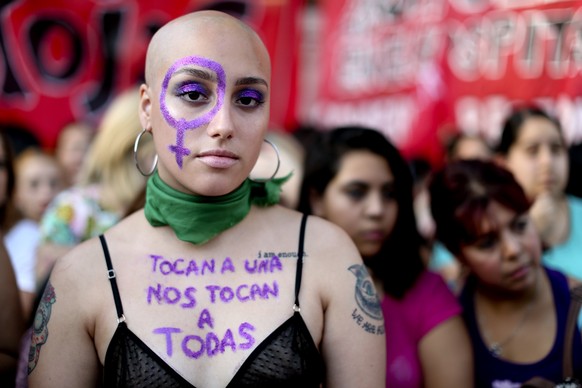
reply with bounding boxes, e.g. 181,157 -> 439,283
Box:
159,56 -> 226,169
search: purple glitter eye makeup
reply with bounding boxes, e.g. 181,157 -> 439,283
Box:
237,89 -> 264,106
159,56 -> 226,169
176,82 -> 209,101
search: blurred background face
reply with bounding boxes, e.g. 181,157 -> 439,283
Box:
503,117 -> 568,200
56,124 -> 93,186
312,150 -> 398,258
15,153 -> 63,222
458,201 -> 541,293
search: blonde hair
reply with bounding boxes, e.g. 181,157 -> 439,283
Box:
78,87 -> 154,214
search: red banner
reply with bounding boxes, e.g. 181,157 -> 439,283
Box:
0,0 -> 302,149
312,0 -> 582,166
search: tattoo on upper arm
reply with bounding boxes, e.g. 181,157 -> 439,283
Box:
28,281 -> 56,374
349,264 -> 385,335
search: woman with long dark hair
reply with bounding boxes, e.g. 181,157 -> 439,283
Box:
298,126 -> 473,387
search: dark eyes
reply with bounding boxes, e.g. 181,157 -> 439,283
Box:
345,188 -> 366,201
550,143 -> 565,154
524,142 -> 565,156
175,83 -> 264,108
343,186 -> 395,202
236,89 -> 264,107
29,179 -> 41,190
512,218 -> 529,233
470,217 -> 529,250
176,83 -> 208,103
473,235 -> 496,250
382,188 -> 396,200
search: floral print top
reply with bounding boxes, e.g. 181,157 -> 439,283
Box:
40,185 -> 120,246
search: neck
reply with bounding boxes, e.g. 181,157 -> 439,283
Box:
474,270 -> 541,312
474,269 -> 544,358
541,197 -> 569,247
144,171 -> 289,245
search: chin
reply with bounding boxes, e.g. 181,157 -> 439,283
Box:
198,187 -> 234,197
359,245 -> 382,260
197,176 -> 247,197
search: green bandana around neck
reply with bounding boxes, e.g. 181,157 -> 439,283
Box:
144,171 -> 290,245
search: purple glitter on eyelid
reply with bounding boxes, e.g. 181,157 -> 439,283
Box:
239,89 -> 263,100
159,56 -> 226,168
176,82 -> 207,95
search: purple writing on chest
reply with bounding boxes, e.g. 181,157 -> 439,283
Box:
206,282 -> 278,303
149,255 -> 234,276
154,321 -> 255,359
244,256 -> 282,273
149,254 -> 283,276
147,281 -> 279,307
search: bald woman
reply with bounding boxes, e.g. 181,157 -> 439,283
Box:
27,10 -> 385,388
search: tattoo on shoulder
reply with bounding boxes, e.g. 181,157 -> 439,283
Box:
28,281 -> 56,374
348,264 -> 385,335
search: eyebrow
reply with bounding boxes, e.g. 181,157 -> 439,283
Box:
171,69 -> 268,89
172,68 -> 216,82
344,180 -> 395,187
345,180 -> 369,187
235,76 -> 269,89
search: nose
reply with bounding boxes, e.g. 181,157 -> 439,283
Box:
500,230 -> 521,261
538,145 -> 554,169
39,182 -> 57,202
364,191 -> 385,218
206,103 -> 234,140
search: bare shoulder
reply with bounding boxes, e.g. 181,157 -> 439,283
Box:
302,213 -> 362,263
259,206 -> 358,253
49,236 -> 109,306
52,236 -> 105,279
303,214 -> 355,243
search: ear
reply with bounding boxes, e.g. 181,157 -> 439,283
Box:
139,83 -> 153,132
309,189 -> 326,218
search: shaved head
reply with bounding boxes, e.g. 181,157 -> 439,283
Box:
144,10 -> 270,86
138,9 -> 272,196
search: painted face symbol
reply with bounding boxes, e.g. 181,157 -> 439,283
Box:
159,56 -> 226,168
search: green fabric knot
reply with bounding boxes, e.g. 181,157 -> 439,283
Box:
249,174 -> 291,207
144,171 -> 290,245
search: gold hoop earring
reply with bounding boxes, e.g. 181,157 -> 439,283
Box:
134,129 -> 158,176
250,138 -> 281,183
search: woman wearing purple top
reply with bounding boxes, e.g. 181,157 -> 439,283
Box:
430,159 -> 582,386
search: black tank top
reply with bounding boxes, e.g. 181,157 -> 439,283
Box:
101,214 -> 324,387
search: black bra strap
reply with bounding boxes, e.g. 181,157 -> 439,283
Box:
294,214 -> 308,310
99,234 -> 126,323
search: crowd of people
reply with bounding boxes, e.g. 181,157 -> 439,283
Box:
1,8 -> 582,388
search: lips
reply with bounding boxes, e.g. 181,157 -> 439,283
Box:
507,264 -> 531,280
360,230 -> 386,242
196,149 -> 239,169
540,179 -> 556,188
